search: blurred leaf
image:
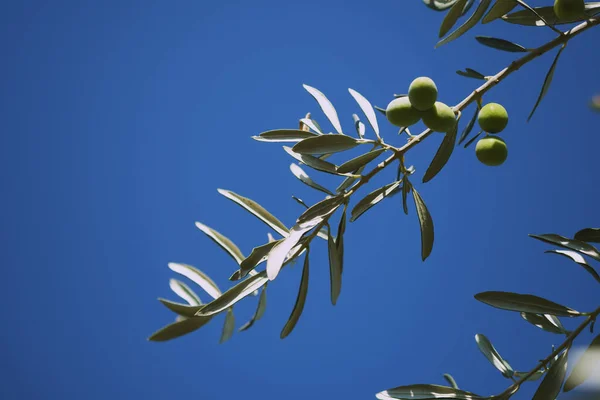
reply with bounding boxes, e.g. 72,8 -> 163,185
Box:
194,222 -> 245,265
253,129 -> 319,142
169,279 -> 202,306
303,84 -> 343,134
159,298 -> 203,318
530,233 -> 600,262
280,249 -> 310,339
413,187 -> 434,261
532,349 -> 569,400
338,148 -> 386,174
283,146 -> 341,176
219,308 -> 235,344
327,224 -> 343,306
574,228 -> 600,243
423,0 -> 470,12
292,134 -> 360,155
475,291 -> 581,316
528,45 -> 565,122
299,118 -> 323,134
439,0 -> 468,38
443,374 -> 459,389
458,105 -> 479,145
349,88 -> 380,139
238,240 -> 280,279
475,333 -> 514,378
545,249 -> 600,284
502,3 -> 600,26
350,181 -> 402,222
456,68 -> 486,80
482,0 -> 517,23
475,36 -> 528,52
376,384 -> 484,400
463,131 -> 482,148
374,105 -> 387,116
290,163 -> 335,195
564,334 -> 600,392
352,114 -> 366,139
423,124 -> 457,183
168,263 -> 222,299
218,189 -> 289,238
521,312 -> 568,334
514,369 -> 546,381
436,0 -> 492,48
148,315 -> 213,342
239,285 -> 268,332
197,271 -> 269,317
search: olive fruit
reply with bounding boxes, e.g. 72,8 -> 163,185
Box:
421,101 -> 456,132
475,136 -> 508,166
478,103 -> 508,134
408,77 -> 438,111
554,0 -> 585,20
385,97 -> 422,127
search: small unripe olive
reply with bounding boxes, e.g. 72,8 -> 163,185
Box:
475,136 -> 508,166
554,0 -> 585,20
421,102 -> 456,132
408,77 -> 438,111
385,97 -> 422,127
478,103 -> 508,134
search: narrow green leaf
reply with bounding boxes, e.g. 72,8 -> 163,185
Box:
169,279 -> 202,306
564,334 -> 600,392
237,240 -> 281,279
575,228 -> 600,243
374,105 -> 387,116
475,35 -> 528,52
159,298 -> 203,318
297,196 -> 344,225
219,308 -> 235,344
443,374 -> 459,390
196,271 -> 269,317
376,384 -> 484,400
474,291 -> 581,316
168,263 -> 222,299
458,105 -> 479,145
528,45 -> 565,122
299,118 -> 323,134
337,148 -> 385,174
532,349 -> 569,399
336,165 -> 366,193
283,146 -> 341,176
482,0 -> 517,23
350,181 -> 401,222
402,179 -> 411,215
530,233 -> 600,262
545,249 -> 600,284
352,114 -> 366,139
194,222 -> 245,265
290,163 -> 335,195
521,312 -> 568,334
280,249 -> 310,339
456,68 -> 486,80
336,204 -> 347,273
475,334 -> 514,378
239,285 -> 268,332
439,0 -> 468,38
514,369 -> 546,381
252,129 -> 319,143
412,187 -> 434,261
217,189 -> 289,238
423,124 -> 457,183
436,0 -> 492,48
502,3 -> 600,26
303,84 -> 343,134
292,134 -> 360,155
348,88 -> 380,139
327,224 -> 343,306
148,315 -> 213,342
463,131 -> 482,148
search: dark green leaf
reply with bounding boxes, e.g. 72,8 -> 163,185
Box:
528,45 -> 565,122
521,312 -> 568,334
474,291 -> 581,316
413,187 -> 434,261
502,3 -> 600,26
194,222 -> 245,265
456,68 -> 486,80
148,315 -> 213,342
297,196 -> 344,224
530,233 -> 600,262
423,124 -> 457,183
439,0 -> 469,38
350,181 -> 402,222
458,105 -> 479,145
545,249 -> 600,284
532,349 -> 569,399
292,134 -> 360,155
303,84 -> 343,134
402,178 -> 411,215
336,165 -> 366,193
336,204 -> 347,273
475,35 -> 528,52
463,131 -> 482,148
168,262 -> 222,300
436,0 -> 492,48
575,228 -> 600,243
443,374 -> 459,390
280,249 -> 310,339
475,333 -> 514,378
253,129 -> 319,143
217,189 -> 289,237
283,146 -> 341,176
290,163 -> 334,195
514,369 -> 546,381
376,384 -> 484,400
349,88 -> 380,139
239,285 -> 268,332
159,298 -> 203,318
564,334 -> 600,392
327,224 -> 343,306
219,308 -> 235,344
338,148 -> 385,174
482,0 -> 517,23
238,241 -> 280,279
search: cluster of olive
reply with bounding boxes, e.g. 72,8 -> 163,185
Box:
475,103 -> 509,167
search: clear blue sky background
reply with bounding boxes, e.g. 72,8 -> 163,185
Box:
1,1 -> 599,399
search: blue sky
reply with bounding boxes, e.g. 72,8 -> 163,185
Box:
1,1 -> 599,399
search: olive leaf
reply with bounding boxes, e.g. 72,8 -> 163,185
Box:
456,68 -> 486,80
283,146 -> 341,176
436,0 -> 492,48
475,333 -> 514,378
239,285 -> 268,332
148,315 -> 213,342
336,204 -> 347,273
475,36 -> 528,52
532,349 -> 569,400
402,178 -> 411,215
545,249 -> 600,284
458,104 -> 479,145
463,131 -> 482,148
352,114 -> 366,139
337,164 -> 367,193
252,129 -> 319,142
303,84 -> 343,134
299,118 -> 323,134
527,44 -> 565,122
513,369 -> 546,381
292,134 -> 360,155
327,223 -> 343,306
280,249 -> 310,339
217,189 -> 289,238
564,334 -> 600,392
376,384 -> 484,400
290,163 -> 335,195
482,0 -> 517,24
374,105 -> 387,116
297,196 -> 344,224
521,312 -> 568,334
219,308 -> 235,344
348,88 -> 380,139
350,181 -> 402,222
159,298 -> 203,318
502,3 -> 600,26
337,148 -> 385,174
194,222 -> 245,265
474,291 -> 581,317
530,233 -> 600,262
575,228 -> 600,243
439,0 -> 468,38
168,262 -> 222,300
423,123 -> 457,183
412,187 -> 434,261
169,279 -> 202,306
236,240 -> 281,279
443,373 -> 459,390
